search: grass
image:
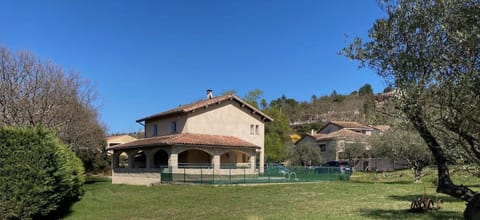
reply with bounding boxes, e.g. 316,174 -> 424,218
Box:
63,168 -> 478,220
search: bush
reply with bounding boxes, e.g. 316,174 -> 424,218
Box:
0,127 -> 85,219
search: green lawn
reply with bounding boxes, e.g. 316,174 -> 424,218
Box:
64,168 -> 478,220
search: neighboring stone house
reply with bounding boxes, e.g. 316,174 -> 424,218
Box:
107,92 -> 273,185
296,121 -> 405,171
296,121 -> 373,163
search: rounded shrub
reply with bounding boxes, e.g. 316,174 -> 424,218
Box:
0,126 -> 85,219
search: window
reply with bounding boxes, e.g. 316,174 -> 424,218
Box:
250,124 -> 255,135
152,124 -> 158,136
255,125 -> 259,135
170,121 -> 177,133
319,144 -> 326,152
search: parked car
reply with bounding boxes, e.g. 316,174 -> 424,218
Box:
265,163 -> 292,176
315,161 -> 352,175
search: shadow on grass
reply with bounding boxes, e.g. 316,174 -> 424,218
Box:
85,176 -> 112,184
350,180 -> 419,185
389,194 -> 461,203
35,199 -> 75,220
359,208 -> 461,220
37,177 -> 111,219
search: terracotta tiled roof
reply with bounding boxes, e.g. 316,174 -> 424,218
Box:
107,133 -> 260,150
136,94 -> 273,122
312,128 -> 364,141
328,121 -> 373,130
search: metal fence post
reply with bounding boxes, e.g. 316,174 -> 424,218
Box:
244,166 -> 246,184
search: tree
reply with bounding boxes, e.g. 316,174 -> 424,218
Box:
0,127 -> 85,219
358,83 -> 373,97
369,123 -> 433,182
0,45 -> 107,173
294,140 -> 322,166
243,89 -> 263,109
343,0 -> 479,217
342,141 -> 367,170
264,107 -> 292,162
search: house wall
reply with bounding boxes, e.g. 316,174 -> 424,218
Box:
182,102 -> 265,148
296,137 -> 338,164
317,140 -> 339,162
143,101 -> 265,148
145,115 -> 188,137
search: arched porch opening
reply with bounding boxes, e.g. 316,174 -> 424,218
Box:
178,149 -> 212,168
118,152 -> 129,168
153,149 -> 169,168
133,150 -> 146,168
220,150 -> 250,169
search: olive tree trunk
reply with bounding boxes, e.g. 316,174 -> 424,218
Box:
405,104 -> 479,219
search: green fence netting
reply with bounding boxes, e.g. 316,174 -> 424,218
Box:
159,164 -> 350,184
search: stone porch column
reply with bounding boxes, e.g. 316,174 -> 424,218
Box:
259,149 -> 264,173
146,149 -> 154,169
169,153 -> 178,169
112,151 -> 119,169
127,151 -> 135,169
249,153 -> 256,173
213,154 -> 221,173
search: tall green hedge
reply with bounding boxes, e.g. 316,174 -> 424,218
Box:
0,127 -> 85,219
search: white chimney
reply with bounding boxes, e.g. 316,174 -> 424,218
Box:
207,89 -> 213,99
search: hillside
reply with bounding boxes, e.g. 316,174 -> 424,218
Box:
269,84 -> 394,134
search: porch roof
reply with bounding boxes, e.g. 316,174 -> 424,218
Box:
106,133 -> 260,150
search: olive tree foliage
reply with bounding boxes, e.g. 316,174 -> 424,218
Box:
291,139 -> 322,166
0,45 -> 107,173
342,141 -> 368,169
369,123 -> 433,182
342,0 -> 479,217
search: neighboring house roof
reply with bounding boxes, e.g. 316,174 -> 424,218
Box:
311,128 -> 365,141
370,125 -> 391,132
136,94 -> 273,123
106,135 -> 137,143
319,120 -> 374,132
107,133 -> 260,151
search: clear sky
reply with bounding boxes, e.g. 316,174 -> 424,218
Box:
0,0 -> 386,134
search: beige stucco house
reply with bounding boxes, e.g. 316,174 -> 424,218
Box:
107,93 -> 272,185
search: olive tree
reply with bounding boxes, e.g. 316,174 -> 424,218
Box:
369,123 -> 433,182
342,0 -> 479,218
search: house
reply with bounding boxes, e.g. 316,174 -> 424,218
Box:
295,121 -> 372,164
296,121 -> 405,171
107,91 -> 273,185
105,135 -> 138,155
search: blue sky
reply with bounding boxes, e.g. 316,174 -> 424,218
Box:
0,1 -> 386,134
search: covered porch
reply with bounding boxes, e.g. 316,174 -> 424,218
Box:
108,133 -> 260,185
